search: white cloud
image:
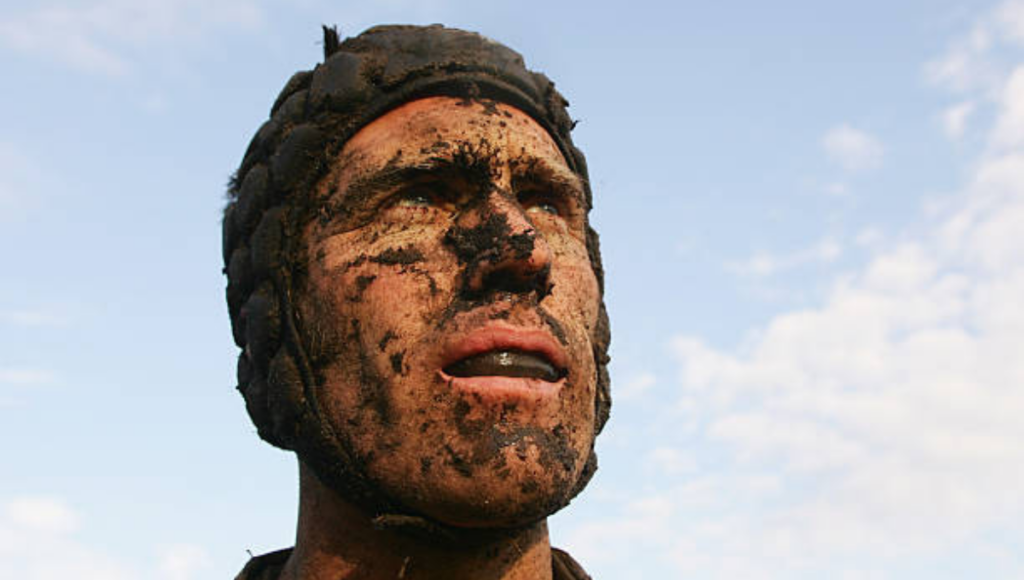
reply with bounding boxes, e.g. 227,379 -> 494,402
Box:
4,497 -> 80,534
995,0 -> 1024,45
0,496 -> 135,580
0,308 -> 69,327
822,124 -> 884,172
562,492 -> 679,571
663,77 -> 1024,578
925,21 -> 997,93
159,544 -> 212,580
0,496 -> 215,580
645,447 -> 696,475
616,372 -> 656,402
562,475 -> 785,577
941,100 -> 976,139
854,227 -> 883,247
0,368 -> 56,386
990,66 -> 1024,150
823,181 -> 849,197
0,0 -> 265,75
727,237 -> 842,277
0,7 -> 127,76
727,251 -> 777,277
592,143 -> 1024,576
566,5 -> 1024,577
926,0 -> 1024,95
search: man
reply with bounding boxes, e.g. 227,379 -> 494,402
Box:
223,24 -> 611,579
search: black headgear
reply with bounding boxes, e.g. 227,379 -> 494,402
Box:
223,24 -> 610,522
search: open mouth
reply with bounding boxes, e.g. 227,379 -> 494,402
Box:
443,349 -> 566,382
437,324 -> 570,395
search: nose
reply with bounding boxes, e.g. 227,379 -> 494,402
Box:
445,191 -> 553,299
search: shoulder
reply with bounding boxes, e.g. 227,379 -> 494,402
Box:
552,547 -> 592,580
234,548 -> 292,580
235,545 -> 590,579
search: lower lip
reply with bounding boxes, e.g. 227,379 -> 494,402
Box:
438,372 -> 562,404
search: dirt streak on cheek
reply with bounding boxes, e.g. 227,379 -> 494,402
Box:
344,318 -> 392,427
536,307 -> 568,346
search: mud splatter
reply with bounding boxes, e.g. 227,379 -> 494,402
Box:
537,307 -> 568,346
443,212 -> 513,264
378,329 -> 397,351
350,274 -> 376,301
347,318 -> 393,425
370,246 -> 425,265
390,351 -> 405,375
344,254 -> 367,271
479,99 -> 500,117
443,444 -> 474,477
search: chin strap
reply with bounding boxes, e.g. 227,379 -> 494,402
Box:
372,514 -> 460,542
273,217 -> 408,518
371,513 -> 548,550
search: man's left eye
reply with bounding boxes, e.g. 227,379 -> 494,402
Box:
526,201 -> 560,216
518,190 -> 562,217
392,187 -> 442,209
397,191 -> 432,207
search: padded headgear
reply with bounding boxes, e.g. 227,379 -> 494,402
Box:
223,24 -> 610,519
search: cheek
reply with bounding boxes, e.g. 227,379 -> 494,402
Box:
544,248 -> 600,432
355,258 -> 458,345
304,235 -> 448,405
549,244 -> 601,333
316,229 -> 458,326
367,268 -> 447,313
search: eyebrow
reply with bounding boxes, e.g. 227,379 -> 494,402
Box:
337,161 -> 450,210
331,151 -> 588,217
511,159 -> 587,207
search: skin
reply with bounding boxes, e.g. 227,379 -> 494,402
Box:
282,96 -> 600,580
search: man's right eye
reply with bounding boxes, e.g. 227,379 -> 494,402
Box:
395,189 -> 435,208
388,183 -> 461,214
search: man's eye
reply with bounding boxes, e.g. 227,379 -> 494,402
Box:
394,189 -> 436,208
526,201 -> 560,216
519,191 -> 562,217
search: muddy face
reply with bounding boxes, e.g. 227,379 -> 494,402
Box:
299,96 -> 600,528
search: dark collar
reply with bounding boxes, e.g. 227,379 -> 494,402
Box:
234,546 -> 592,579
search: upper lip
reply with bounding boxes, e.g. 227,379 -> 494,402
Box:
439,323 -> 568,377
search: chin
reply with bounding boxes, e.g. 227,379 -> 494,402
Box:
390,442 -> 588,529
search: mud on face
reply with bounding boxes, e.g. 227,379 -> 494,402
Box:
279,98 -> 603,530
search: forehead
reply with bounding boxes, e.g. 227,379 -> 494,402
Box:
326,96 -> 573,188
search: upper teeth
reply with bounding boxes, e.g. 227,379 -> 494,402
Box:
444,350 -> 563,381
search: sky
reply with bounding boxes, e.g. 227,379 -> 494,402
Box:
1,0 -> 1023,578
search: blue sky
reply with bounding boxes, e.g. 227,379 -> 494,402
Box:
2,1 -> 1023,578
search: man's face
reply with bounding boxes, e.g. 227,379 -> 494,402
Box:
300,96 -> 600,528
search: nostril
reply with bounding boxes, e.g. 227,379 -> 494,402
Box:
475,263 -> 553,297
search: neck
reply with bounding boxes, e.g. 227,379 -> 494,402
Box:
280,462 -> 554,580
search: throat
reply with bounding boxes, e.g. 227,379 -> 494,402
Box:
288,466 -> 556,580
